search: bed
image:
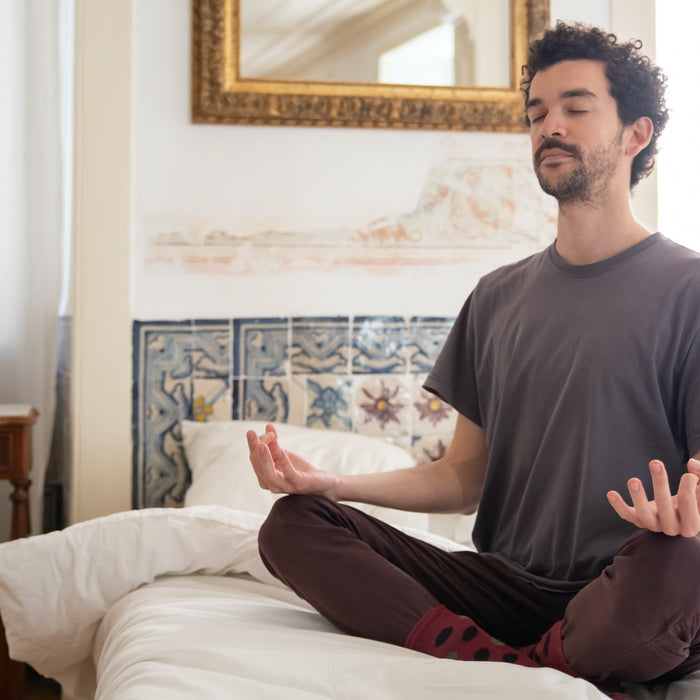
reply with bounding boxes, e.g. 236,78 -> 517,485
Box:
1,420 -> 699,700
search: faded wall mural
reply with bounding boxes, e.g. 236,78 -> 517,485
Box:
145,151 -> 556,276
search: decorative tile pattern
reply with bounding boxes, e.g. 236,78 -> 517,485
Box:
291,317 -> 350,374
352,316 -> 409,374
354,375 -> 411,437
132,320 -> 231,507
234,317 -> 288,377
408,317 -> 455,373
292,374 -> 353,431
133,315 -> 455,508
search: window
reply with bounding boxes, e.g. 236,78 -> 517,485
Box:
378,23 -> 455,86
656,3 -> 700,252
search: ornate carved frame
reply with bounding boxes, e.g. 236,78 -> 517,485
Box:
192,0 -> 549,131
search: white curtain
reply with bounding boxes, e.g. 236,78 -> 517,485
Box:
0,0 -> 73,539
656,1 -> 700,252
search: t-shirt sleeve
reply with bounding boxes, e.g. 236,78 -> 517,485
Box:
681,326 -> 700,458
423,292 -> 482,426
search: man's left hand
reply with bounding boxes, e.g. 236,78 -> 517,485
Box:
607,458 -> 700,537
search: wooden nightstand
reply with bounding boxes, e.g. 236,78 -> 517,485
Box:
0,405 -> 38,539
0,404 -> 38,700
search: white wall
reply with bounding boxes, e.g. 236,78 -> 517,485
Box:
131,0 -> 544,321
68,0 -> 657,525
69,0 -> 131,525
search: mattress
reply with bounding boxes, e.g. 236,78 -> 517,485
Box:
0,506 -> 698,700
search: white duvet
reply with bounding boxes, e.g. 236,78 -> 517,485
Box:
0,506 -> 698,700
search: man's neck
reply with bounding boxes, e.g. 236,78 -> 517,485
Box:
553,194 -> 651,265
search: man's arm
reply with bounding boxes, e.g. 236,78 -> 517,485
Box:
607,453 -> 700,537
247,413 -> 488,515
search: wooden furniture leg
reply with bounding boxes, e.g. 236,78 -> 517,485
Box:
0,406 -> 38,700
0,608 -> 24,700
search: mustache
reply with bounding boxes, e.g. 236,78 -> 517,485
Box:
535,139 -> 581,164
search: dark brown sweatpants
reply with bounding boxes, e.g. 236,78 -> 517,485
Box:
258,494 -> 700,685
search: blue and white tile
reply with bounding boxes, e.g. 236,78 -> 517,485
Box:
191,377 -> 232,422
407,316 -> 455,373
239,377 -> 290,423
351,316 -> 409,374
306,377 -> 353,431
133,320 -> 231,507
291,317 -> 350,374
234,317 -> 289,377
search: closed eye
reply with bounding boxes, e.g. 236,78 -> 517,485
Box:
527,112 -> 545,124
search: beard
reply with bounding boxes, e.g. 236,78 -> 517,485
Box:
534,131 -> 624,205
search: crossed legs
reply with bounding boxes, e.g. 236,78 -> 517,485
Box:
258,494 -> 700,686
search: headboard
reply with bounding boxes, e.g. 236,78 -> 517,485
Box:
132,315 -> 456,508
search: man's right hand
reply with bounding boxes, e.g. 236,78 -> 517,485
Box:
247,424 -> 341,498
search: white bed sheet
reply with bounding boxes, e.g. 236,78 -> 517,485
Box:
0,505 -> 698,700
93,574 -> 608,700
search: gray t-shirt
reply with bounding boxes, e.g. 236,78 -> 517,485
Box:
424,234 -> 700,592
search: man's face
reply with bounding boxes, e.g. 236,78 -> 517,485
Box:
526,60 -> 627,205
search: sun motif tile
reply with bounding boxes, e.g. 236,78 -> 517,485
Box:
412,378 -> 457,435
353,375 -> 411,437
351,316 -> 409,374
291,317 -> 350,374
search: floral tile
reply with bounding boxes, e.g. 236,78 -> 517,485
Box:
353,374 -> 411,437
292,374 -> 354,431
411,377 -> 457,435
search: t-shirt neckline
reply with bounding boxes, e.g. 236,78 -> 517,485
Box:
548,232 -> 662,277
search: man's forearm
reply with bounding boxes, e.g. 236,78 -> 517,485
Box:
331,457 -> 484,515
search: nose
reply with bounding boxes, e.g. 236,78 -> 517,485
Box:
539,109 -> 567,139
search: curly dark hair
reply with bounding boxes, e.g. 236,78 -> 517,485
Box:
521,21 -> 669,189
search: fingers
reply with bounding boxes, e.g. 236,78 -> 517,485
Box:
625,461 -> 681,535
607,459 -> 700,538
246,429 -> 273,490
688,458 -> 700,477
247,426 -> 299,494
676,471 -> 700,537
647,460 -> 676,533
606,489 -> 640,527
247,428 -> 284,491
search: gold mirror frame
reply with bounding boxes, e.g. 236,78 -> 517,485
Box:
192,0 -> 549,132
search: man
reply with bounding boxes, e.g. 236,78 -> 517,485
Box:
247,22 -> 700,693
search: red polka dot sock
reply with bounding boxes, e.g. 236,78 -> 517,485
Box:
406,607 -> 625,699
404,605 -> 539,667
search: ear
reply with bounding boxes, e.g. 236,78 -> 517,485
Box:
624,116 -> 654,157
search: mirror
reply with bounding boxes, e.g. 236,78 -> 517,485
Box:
192,0 -> 549,131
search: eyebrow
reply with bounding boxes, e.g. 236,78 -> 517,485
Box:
525,88 -> 597,111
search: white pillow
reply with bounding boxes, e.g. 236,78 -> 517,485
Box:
181,420 -> 431,532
